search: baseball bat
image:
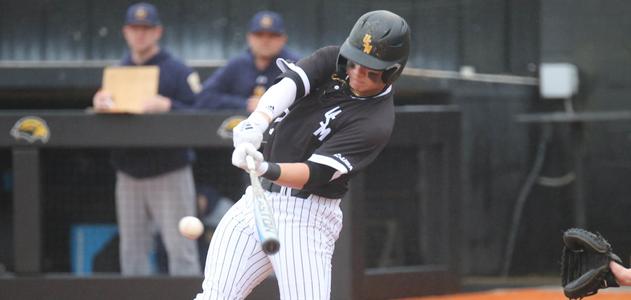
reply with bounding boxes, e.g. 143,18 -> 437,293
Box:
246,155 -> 281,255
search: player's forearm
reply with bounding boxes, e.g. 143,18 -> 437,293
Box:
273,162 -> 309,189
253,77 -> 297,120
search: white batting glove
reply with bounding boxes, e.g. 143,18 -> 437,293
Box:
232,113 -> 269,149
232,143 -> 268,175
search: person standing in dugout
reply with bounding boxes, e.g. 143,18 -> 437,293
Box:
93,2 -> 201,276
194,10 -> 410,299
194,10 -> 300,112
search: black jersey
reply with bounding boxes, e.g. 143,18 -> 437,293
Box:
262,46 -> 395,199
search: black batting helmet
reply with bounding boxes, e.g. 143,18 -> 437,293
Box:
338,10 -> 411,85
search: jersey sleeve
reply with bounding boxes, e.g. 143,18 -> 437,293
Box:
169,66 -> 199,110
275,46 -> 339,99
307,116 -> 394,180
194,63 -> 248,110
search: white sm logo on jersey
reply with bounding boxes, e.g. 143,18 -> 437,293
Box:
313,106 -> 342,141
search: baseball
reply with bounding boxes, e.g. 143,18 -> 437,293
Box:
178,216 -> 204,240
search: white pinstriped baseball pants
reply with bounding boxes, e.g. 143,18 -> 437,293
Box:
116,166 -> 200,276
194,188 -> 343,300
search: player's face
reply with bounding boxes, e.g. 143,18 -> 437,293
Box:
346,60 -> 387,96
123,25 -> 162,54
247,32 -> 287,59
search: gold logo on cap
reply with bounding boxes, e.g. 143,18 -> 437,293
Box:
135,7 -> 148,20
260,15 -> 273,28
10,116 -> 50,143
362,34 -> 373,54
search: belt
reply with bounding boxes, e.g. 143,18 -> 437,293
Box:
260,178 -> 311,199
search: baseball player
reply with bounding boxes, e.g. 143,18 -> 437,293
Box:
195,10 -> 410,299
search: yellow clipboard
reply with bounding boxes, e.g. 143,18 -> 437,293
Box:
101,66 -> 159,113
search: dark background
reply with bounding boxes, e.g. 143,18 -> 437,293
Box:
1,0 -> 631,277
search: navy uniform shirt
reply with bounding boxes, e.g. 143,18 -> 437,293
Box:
263,46 -> 395,199
194,48 -> 299,110
111,49 -> 200,178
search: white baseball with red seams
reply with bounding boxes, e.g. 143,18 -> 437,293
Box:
178,216 -> 204,240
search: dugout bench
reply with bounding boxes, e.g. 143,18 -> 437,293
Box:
0,106 -> 461,300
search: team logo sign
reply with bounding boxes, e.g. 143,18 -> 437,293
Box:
217,115 -> 247,139
362,34 -> 373,54
10,116 -> 50,143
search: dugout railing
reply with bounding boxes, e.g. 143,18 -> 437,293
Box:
0,106 -> 461,300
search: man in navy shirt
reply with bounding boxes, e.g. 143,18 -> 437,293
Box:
195,10 -> 300,112
193,11 -> 300,236
92,2 -> 201,276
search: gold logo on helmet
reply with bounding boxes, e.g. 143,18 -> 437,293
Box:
10,116 -> 50,143
362,34 -> 373,54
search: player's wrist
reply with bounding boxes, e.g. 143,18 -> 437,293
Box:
249,110 -> 272,128
261,162 -> 281,181
233,113 -> 268,148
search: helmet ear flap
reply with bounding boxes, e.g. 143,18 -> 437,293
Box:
336,55 -> 348,75
381,64 -> 403,85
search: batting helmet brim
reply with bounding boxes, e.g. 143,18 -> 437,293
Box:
340,40 -> 401,71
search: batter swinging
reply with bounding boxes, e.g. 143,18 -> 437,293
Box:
195,10 -> 411,300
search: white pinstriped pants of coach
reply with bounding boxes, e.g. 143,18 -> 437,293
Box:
194,188 -> 343,300
116,166 -> 200,276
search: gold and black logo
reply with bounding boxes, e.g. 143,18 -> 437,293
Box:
187,72 -> 202,94
362,34 -> 373,54
217,115 -> 247,139
10,116 -> 50,143
260,15 -> 273,29
252,85 -> 266,97
135,7 -> 148,20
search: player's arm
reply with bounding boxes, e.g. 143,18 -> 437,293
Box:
231,144 -> 335,189
250,77 -> 297,121
142,67 -> 200,113
194,64 -> 249,110
232,46 -> 339,149
272,161 -> 336,190
250,46 -> 339,121
168,69 -> 202,110
273,163 -> 309,189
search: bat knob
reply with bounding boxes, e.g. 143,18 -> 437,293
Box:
262,240 -> 280,255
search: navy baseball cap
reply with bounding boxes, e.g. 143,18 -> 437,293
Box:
249,11 -> 285,34
125,2 -> 161,26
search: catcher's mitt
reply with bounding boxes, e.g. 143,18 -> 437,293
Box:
561,228 -> 622,299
